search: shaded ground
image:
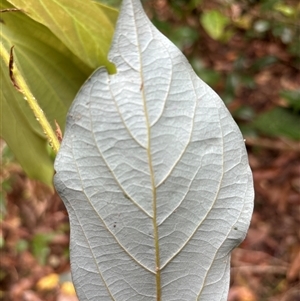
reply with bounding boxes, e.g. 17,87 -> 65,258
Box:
1,0 -> 300,300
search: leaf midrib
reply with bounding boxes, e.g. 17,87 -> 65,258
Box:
127,0 -> 162,299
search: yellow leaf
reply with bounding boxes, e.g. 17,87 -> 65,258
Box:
61,281 -> 76,296
274,3 -> 296,17
36,273 -> 59,291
233,15 -> 252,30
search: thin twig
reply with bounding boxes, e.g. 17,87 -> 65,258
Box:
245,136 -> 300,153
231,265 -> 287,275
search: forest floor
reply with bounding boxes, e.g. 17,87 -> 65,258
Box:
1,140 -> 300,301
1,0 -> 300,300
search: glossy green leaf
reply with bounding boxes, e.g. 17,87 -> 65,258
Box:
200,10 -> 230,40
54,0 -> 254,300
0,0 -> 92,185
7,0 -> 116,71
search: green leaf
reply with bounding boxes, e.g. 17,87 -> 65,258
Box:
93,1 -> 119,24
250,55 -> 278,72
253,108 -> 300,140
0,0 -> 92,185
191,58 -> 221,87
54,0 -> 254,300
31,233 -> 53,265
200,10 -> 230,40
274,3 -> 297,17
168,26 -> 199,50
0,64 -> 55,185
260,0 -> 281,11
7,0 -> 116,71
280,90 -> 300,113
94,0 -> 121,8
16,239 -> 29,253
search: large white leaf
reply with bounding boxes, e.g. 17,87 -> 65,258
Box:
54,0 -> 254,300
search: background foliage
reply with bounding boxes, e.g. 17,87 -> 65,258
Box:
0,0 -> 117,185
1,0 -> 299,300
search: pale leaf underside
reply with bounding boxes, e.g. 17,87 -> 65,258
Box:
54,0 -> 254,300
